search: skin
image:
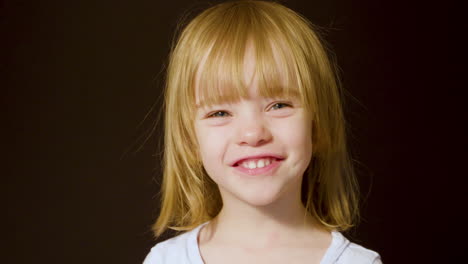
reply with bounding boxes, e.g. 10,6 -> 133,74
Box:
193,42 -> 331,263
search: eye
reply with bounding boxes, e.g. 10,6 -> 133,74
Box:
207,110 -> 230,118
270,102 -> 292,110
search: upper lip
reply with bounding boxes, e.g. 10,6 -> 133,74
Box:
230,154 -> 285,166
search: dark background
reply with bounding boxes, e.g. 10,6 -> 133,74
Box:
3,0 -> 466,263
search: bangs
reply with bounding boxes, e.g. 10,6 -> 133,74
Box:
192,4 -> 305,108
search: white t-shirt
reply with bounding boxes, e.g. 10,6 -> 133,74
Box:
143,222 -> 382,264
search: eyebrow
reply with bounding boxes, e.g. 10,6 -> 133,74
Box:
195,94 -> 301,109
195,95 -> 240,109
195,99 -> 209,108
195,100 -> 230,109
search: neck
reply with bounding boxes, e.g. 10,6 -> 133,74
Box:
201,179 -> 325,248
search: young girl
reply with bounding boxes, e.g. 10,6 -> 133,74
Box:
144,1 -> 382,263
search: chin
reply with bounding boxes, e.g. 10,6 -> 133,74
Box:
235,188 -> 283,207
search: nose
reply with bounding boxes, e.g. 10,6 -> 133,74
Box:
236,114 -> 272,147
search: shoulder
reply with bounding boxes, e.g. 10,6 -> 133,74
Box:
143,230 -> 195,264
142,223 -> 207,264
339,240 -> 382,263
324,231 -> 382,264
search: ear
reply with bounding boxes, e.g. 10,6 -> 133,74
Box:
193,140 -> 202,165
311,119 -> 318,155
190,124 -> 203,164
193,140 -> 205,168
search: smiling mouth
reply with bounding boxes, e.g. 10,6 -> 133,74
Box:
232,157 -> 284,176
233,157 -> 284,169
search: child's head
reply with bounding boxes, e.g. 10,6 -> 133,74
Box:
153,0 -> 359,237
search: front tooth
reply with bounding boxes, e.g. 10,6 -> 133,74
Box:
265,159 -> 271,166
248,160 -> 257,169
257,159 -> 265,168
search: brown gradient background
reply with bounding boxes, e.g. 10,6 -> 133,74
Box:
3,0 -> 466,263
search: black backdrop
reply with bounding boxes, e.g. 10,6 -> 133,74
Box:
3,0 -> 466,263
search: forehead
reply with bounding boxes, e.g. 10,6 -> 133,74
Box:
193,39 -> 301,108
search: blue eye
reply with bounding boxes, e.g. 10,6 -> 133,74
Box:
208,111 -> 230,118
271,102 -> 292,110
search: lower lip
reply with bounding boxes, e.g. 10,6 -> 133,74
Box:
232,159 -> 283,176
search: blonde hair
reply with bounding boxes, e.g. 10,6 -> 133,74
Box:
153,0 -> 360,237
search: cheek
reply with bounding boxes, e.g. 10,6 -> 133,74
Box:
278,116 -> 312,149
275,116 -> 313,169
195,125 -> 230,171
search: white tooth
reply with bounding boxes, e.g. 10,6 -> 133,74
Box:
248,160 -> 257,169
257,159 -> 265,168
265,159 -> 271,166
241,161 -> 249,168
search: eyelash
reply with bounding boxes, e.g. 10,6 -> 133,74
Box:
206,102 -> 293,118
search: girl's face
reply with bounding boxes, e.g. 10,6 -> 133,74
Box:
194,45 -> 313,207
